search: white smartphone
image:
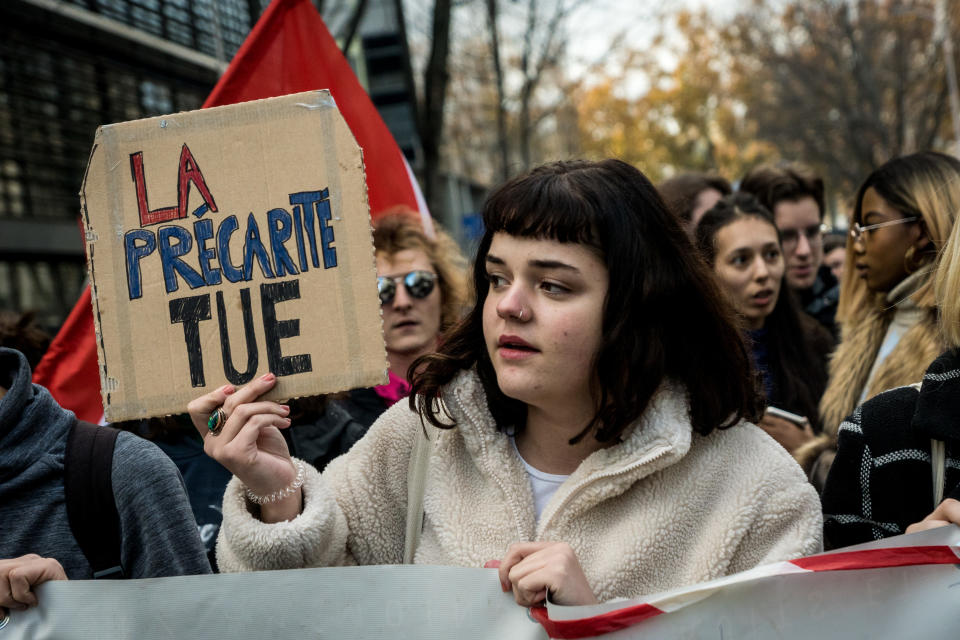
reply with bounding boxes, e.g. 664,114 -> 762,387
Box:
766,406 -> 808,426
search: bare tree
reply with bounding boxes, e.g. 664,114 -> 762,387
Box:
339,0 -> 369,53
485,0 -> 510,182
726,0 -> 957,193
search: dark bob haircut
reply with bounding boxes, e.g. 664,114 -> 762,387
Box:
410,159 -> 762,443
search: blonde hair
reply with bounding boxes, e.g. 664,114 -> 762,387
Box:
372,210 -> 471,331
936,210 -> 960,347
837,151 -> 960,326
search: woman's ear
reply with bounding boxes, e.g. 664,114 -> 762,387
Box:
912,221 -> 932,252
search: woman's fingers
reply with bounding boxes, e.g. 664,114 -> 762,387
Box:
221,373 -> 278,415
497,542 -> 598,607
225,413 -> 292,460
906,498 -> 960,533
187,384 -> 236,435
497,541 -> 552,591
759,414 -> 813,452
187,373 -> 281,437
906,519 -> 950,534
205,400 -> 290,446
928,498 -> 960,524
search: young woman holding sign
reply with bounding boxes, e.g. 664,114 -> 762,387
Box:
188,160 -> 821,605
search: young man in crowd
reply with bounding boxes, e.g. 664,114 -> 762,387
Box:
0,313 -> 210,618
740,164 -> 840,339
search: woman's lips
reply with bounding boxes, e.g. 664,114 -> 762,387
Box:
497,334 -> 539,360
751,289 -> 774,306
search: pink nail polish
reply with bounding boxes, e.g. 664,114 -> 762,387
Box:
262,373 -> 275,381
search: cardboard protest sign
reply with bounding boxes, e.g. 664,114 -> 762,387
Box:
81,90 -> 387,421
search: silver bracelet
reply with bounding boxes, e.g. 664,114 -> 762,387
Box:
244,460 -> 306,505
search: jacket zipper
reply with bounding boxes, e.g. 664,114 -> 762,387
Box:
536,445 -> 673,539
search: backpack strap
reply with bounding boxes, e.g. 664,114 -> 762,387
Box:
64,420 -> 125,579
404,421 -> 434,565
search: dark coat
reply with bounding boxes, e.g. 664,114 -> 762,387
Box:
821,349 -> 960,550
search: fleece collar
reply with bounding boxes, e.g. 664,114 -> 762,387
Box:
442,368 -> 693,534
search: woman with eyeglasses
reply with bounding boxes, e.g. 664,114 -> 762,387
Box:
281,212 -> 470,472
695,193 -> 831,454
821,179 -> 960,548
186,160 -> 820,607
795,151 -> 960,491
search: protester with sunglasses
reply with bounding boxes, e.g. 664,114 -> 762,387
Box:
279,212 -> 469,473
795,151 -> 960,491
373,212 -> 470,390
187,160 -> 820,608
740,163 -> 840,339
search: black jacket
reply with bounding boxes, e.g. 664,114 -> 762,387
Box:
821,349 -> 960,549
798,264 -> 840,340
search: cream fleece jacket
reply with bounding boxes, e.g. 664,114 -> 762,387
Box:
217,369 -> 823,600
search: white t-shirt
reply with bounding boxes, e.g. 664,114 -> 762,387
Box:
510,437 -> 570,521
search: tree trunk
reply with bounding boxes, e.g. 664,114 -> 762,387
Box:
420,0 -> 453,218
340,0 -> 369,54
485,0 -> 510,182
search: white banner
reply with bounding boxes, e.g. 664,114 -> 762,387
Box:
2,565 -> 544,640
540,527 -> 960,639
5,528 -> 960,639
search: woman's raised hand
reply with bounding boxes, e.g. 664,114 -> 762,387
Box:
187,373 -> 301,521
495,542 -> 598,607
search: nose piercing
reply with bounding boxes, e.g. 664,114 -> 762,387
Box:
517,308 -> 525,321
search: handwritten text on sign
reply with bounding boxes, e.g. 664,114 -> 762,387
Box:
82,91 -> 386,420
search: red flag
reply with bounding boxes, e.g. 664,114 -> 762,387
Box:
203,0 -> 428,219
33,0 -> 429,419
32,286 -> 102,422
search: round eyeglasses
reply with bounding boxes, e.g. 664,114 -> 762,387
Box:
377,270 -> 438,305
849,217 -> 918,242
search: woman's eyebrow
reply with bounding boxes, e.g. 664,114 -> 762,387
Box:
485,254 -> 504,265
529,259 -> 580,273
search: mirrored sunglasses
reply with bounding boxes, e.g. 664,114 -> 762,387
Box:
377,270 -> 438,305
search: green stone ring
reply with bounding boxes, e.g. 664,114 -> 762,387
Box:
207,407 -> 227,435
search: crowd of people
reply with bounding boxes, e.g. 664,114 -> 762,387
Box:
3,151 -> 960,621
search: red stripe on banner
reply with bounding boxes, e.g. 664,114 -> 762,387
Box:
529,602 -> 664,640
791,546 -> 960,572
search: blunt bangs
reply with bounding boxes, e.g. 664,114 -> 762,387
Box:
481,164 -> 601,252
